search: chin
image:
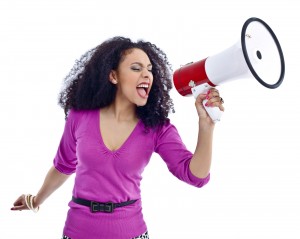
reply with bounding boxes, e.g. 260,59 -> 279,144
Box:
136,100 -> 147,107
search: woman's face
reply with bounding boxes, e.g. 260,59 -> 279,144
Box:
111,48 -> 153,107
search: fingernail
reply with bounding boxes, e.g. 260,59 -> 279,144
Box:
205,102 -> 209,106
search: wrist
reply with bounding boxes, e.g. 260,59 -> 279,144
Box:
33,194 -> 43,208
33,196 -> 38,208
199,118 -> 215,131
25,194 -> 40,213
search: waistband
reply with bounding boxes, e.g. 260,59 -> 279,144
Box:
72,196 -> 137,213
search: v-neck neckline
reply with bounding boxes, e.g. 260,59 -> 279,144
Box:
97,109 -> 141,153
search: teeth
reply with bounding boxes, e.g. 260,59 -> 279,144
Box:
137,84 -> 149,88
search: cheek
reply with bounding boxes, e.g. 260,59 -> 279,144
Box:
119,81 -> 137,95
149,78 -> 154,90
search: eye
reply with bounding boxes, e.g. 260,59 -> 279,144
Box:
131,66 -> 142,71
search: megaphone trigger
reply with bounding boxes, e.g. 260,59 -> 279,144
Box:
191,83 -> 212,98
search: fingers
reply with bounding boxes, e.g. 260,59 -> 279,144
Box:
11,194 -> 29,211
11,194 -> 40,212
13,194 -> 25,206
11,205 -> 28,211
204,88 -> 225,112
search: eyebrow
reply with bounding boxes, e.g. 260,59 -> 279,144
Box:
131,62 -> 152,67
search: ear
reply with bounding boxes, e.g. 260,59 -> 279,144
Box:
109,71 -> 118,84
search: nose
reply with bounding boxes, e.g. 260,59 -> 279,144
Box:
141,68 -> 152,80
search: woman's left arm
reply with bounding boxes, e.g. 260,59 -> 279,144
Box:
189,88 -> 224,178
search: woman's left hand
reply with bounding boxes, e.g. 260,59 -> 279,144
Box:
195,88 -> 225,122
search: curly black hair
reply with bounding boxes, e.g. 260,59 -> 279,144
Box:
58,36 -> 174,128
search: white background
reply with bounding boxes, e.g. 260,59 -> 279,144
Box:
1,0 -> 299,238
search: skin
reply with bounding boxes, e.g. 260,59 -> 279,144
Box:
11,48 -> 224,211
190,88 -> 224,178
101,48 -> 153,151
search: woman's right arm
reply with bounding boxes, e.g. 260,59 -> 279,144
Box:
12,110 -> 79,211
11,166 -> 70,211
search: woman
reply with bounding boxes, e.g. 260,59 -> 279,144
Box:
11,36 -> 224,239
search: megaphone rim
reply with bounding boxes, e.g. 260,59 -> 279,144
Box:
241,17 -> 285,89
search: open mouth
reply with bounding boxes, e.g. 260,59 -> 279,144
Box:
136,83 -> 150,98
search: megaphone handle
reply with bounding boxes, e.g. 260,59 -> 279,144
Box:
202,99 -> 223,123
191,84 -> 223,123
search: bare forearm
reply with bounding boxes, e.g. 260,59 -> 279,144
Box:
189,122 -> 214,178
34,166 -> 70,207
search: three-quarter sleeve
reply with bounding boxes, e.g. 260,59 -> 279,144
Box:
53,110 -> 78,175
154,120 -> 210,188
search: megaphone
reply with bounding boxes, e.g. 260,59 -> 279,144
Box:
173,17 -> 285,122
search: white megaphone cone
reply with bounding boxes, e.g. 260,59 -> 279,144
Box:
173,17 -> 285,123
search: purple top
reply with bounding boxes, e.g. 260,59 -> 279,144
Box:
53,109 -> 210,239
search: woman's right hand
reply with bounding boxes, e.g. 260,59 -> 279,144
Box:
11,194 -> 38,211
11,194 -> 28,211
10,166 -> 71,212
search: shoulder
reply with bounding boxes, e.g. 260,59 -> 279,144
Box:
68,108 -> 98,118
66,108 -> 99,125
152,118 -> 180,139
158,118 -> 177,132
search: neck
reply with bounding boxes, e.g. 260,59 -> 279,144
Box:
105,98 -> 137,122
